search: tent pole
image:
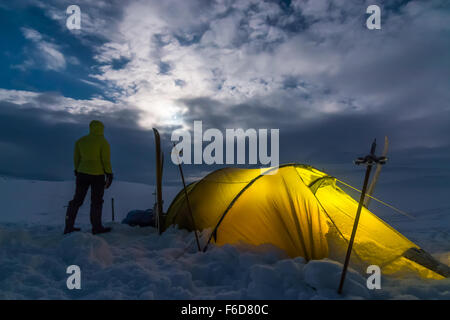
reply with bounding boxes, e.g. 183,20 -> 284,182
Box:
338,139 -> 386,294
173,143 -> 201,252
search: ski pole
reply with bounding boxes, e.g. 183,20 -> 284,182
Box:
173,143 -> 201,252
111,197 -> 115,222
338,139 -> 387,294
153,128 -> 164,235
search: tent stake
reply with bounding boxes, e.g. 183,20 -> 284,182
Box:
338,139 -> 387,294
173,143 -> 201,252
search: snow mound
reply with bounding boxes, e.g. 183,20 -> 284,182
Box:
0,223 -> 448,300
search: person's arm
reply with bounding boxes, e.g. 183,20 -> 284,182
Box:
101,139 -> 113,174
101,139 -> 113,188
74,141 -> 81,174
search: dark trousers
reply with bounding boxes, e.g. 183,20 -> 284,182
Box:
65,173 -> 105,230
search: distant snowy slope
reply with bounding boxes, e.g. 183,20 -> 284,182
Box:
0,177 -> 179,225
385,206 -> 450,267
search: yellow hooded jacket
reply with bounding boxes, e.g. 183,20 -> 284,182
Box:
74,120 -> 112,175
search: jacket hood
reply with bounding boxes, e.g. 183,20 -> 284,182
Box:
89,120 -> 104,136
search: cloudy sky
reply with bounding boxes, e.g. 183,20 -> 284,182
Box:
0,0 -> 449,195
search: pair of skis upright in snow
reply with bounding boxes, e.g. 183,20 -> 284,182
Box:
153,128 -> 164,235
152,128 -> 201,251
364,136 -> 389,208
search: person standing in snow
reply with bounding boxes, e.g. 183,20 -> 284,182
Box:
64,120 -> 114,235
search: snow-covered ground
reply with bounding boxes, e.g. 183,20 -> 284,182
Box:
0,176 -> 449,299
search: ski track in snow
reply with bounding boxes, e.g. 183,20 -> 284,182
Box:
0,177 -> 449,299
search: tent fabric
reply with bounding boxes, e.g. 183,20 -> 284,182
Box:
164,164 -> 443,279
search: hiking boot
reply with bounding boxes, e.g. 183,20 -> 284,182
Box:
92,227 -> 112,235
63,227 -> 81,235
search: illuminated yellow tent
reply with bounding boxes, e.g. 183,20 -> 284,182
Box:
164,164 -> 444,279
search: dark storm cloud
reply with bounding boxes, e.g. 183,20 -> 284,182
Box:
178,94 -> 450,169
0,100 -> 161,183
